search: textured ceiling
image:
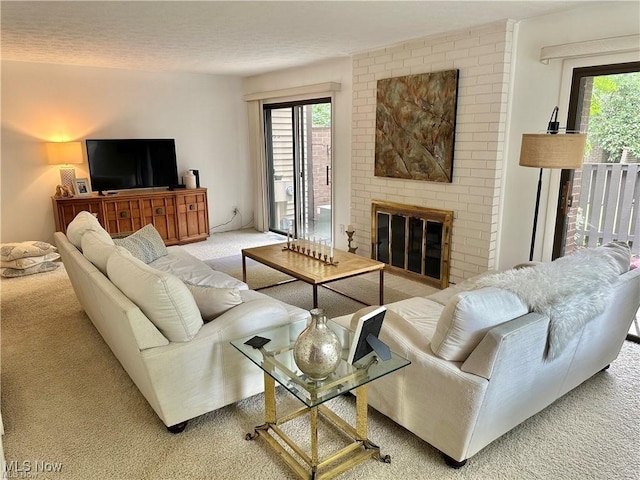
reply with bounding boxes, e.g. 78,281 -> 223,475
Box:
1,1 -> 596,76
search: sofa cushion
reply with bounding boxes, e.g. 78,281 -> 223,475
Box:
107,247 -> 203,342
385,297 -> 443,339
430,287 -> 528,362
184,283 -> 243,322
150,247 -> 248,290
1,241 -> 57,262
66,211 -> 110,250
425,270 -> 497,306
81,231 -> 116,275
114,224 -> 168,264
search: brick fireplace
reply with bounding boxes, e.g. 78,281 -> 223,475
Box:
371,201 -> 453,289
349,21 -> 514,285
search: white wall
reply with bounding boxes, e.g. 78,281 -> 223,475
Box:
1,61 -> 249,243
499,2 -> 640,269
243,57 -> 353,249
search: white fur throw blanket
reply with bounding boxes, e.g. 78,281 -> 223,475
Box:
474,248 -> 623,360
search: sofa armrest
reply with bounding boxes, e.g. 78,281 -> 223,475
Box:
461,312 -> 549,380
139,296 -> 294,425
460,312 -> 582,459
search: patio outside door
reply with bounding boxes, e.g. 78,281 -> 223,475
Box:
264,98 -> 333,245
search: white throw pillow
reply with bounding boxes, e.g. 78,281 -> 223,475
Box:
107,248 -> 203,342
114,224 -> 168,264
1,251 -> 60,269
184,283 -> 243,322
1,261 -> 59,277
81,231 -> 116,275
66,211 -> 110,250
430,287 -> 528,362
1,241 -> 57,262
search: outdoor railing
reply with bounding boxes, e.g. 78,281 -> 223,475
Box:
576,163 -> 639,255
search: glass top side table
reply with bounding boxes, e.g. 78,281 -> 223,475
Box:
231,318 -> 410,480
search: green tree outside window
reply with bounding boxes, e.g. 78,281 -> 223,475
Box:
589,72 -> 640,162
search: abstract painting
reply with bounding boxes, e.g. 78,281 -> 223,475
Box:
375,70 -> 459,182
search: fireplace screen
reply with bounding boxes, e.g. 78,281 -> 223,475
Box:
372,201 -> 452,289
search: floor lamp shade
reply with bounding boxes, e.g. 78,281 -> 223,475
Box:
46,141 -> 83,189
519,134 -> 586,169
519,133 -> 586,261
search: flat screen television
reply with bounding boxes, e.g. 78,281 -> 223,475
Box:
86,139 -> 179,192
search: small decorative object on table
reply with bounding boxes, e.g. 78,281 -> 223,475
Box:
73,178 -> 92,197
347,306 -> 388,364
284,228 -> 338,265
346,224 -> 358,254
54,184 -> 74,198
183,170 -> 197,189
293,308 -> 342,381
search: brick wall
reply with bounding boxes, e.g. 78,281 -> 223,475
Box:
350,21 -> 514,284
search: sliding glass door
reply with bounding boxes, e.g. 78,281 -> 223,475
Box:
553,62 -> 640,260
264,98 -> 332,244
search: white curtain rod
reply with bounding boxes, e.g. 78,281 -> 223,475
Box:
540,34 -> 640,64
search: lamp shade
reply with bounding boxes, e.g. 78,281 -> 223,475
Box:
519,134 -> 586,169
46,141 -> 83,165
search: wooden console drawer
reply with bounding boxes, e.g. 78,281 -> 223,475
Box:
52,198 -> 104,235
104,199 -> 143,236
176,191 -> 209,243
141,196 -> 179,245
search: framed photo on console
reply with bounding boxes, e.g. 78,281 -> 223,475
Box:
74,178 -> 92,197
347,306 -> 387,364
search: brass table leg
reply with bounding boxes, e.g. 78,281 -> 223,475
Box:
355,385 -> 391,464
245,372 -> 276,441
355,385 -> 367,439
310,406 -> 319,477
264,372 -> 276,424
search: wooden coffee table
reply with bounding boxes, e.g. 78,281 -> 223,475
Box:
241,243 -> 385,308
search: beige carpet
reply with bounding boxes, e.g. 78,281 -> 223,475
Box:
2,264 -> 640,479
208,254 -> 412,319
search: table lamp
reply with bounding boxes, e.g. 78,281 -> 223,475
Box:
46,141 -> 83,189
519,107 -> 586,261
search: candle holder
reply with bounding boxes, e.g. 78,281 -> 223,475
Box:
283,242 -> 338,266
346,230 -> 358,254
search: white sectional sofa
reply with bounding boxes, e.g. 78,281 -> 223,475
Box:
54,212 -> 308,431
333,242 -> 640,467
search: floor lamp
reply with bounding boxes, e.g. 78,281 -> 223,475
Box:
519,116 -> 586,261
